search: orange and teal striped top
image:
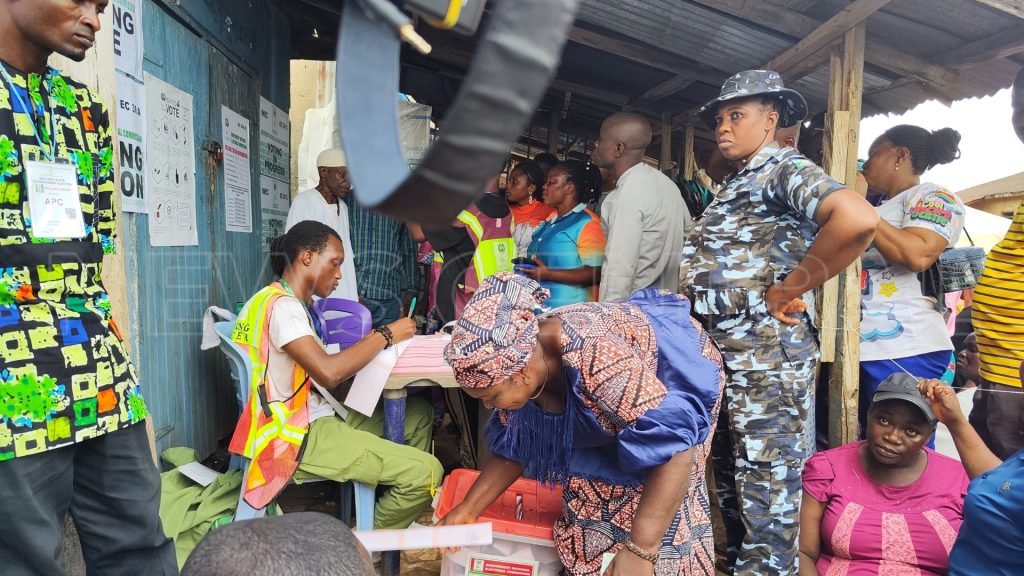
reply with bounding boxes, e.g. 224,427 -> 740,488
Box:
973,200 -> 1024,387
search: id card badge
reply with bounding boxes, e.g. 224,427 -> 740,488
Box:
25,159 -> 86,239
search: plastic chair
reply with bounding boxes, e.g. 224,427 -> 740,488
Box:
313,298 -> 373,349
212,320 -> 374,530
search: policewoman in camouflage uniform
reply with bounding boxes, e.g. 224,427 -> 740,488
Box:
680,70 -> 878,575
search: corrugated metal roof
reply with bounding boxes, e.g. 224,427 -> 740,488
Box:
278,0 -> 1024,158
571,0 -> 1022,118
576,0 -> 794,73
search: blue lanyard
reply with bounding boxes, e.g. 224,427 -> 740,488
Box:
0,64 -> 58,161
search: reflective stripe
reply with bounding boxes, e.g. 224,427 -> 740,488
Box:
457,210 -> 485,239
458,210 -> 516,283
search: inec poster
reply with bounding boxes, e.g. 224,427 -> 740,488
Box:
258,97 -> 290,250
221,105 -> 253,234
144,72 -> 198,247
111,0 -> 143,80
115,73 -> 147,213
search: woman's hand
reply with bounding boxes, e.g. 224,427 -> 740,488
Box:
766,283 -> 806,325
386,317 -> 416,344
603,548 -> 655,576
435,504 -> 480,555
522,258 -> 548,281
918,378 -> 965,426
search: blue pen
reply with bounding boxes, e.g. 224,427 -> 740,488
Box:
408,297 -> 417,317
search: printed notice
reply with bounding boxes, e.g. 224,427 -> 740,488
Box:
112,0 -> 143,80
115,73 -> 146,213
259,175 -> 289,250
221,106 -> 253,233
465,553 -> 540,576
258,97 -> 289,181
258,98 -> 290,249
144,72 -> 197,246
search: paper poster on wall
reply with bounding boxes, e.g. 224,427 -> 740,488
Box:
258,97 -> 290,250
112,0 -> 143,80
221,106 -> 253,233
144,72 -> 198,246
398,99 -> 431,168
115,73 -> 147,213
259,97 -> 290,181
259,175 -> 289,250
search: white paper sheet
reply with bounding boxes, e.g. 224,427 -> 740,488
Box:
354,522 -> 493,552
221,105 -> 252,233
112,0 -> 143,80
144,72 -> 198,246
177,462 -> 221,487
115,73 -> 147,213
346,338 -> 412,416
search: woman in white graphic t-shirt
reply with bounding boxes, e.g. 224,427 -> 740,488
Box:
857,124 -> 965,437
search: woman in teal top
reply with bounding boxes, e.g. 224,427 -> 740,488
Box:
523,161 -> 607,308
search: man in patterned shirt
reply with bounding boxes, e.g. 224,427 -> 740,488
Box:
0,1 -> 176,574
681,70 -> 877,575
345,197 -> 420,328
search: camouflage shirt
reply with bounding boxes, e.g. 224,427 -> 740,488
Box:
681,144 -> 845,370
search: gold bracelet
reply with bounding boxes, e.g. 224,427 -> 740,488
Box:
624,539 -> 659,565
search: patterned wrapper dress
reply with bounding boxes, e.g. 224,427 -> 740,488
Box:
487,289 -> 725,575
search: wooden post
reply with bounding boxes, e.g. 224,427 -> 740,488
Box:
547,110 -> 560,156
683,122 -> 696,180
660,112 -> 672,171
820,23 -> 865,447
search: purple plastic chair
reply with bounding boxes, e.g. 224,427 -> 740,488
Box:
313,298 -> 373,350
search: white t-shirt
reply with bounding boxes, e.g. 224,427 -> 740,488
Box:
267,296 -> 335,422
934,387 -> 976,461
285,188 -> 360,301
859,182 -> 965,361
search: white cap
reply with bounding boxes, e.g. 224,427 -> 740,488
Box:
316,148 -> 347,167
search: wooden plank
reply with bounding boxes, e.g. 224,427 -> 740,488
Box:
683,123 -> 696,180
973,0 -> 1024,20
765,0 -> 891,75
660,112 -> 672,170
821,25 -> 866,448
811,47 -> 843,358
643,74 -> 698,101
547,111 -> 560,155
933,25 -> 1024,69
863,44 -> 959,97
840,25 -> 865,187
688,0 -> 958,96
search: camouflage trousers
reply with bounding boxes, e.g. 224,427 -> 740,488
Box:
712,361 -> 816,575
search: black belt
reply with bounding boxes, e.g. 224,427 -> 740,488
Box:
0,241 -> 102,268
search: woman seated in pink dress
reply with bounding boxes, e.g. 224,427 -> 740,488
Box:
799,373 -> 969,575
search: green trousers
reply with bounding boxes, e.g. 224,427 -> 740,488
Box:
295,396 -> 442,529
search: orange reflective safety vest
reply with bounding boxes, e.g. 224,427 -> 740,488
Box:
227,282 -> 311,510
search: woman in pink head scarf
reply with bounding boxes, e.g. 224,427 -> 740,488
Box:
439,273 -> 724,576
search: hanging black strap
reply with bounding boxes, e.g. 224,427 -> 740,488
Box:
336,0 -> 579,227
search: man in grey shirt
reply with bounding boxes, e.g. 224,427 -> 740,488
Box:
591,113 -> 690,301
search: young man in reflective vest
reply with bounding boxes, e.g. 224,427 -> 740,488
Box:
229,221 -> 441,528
